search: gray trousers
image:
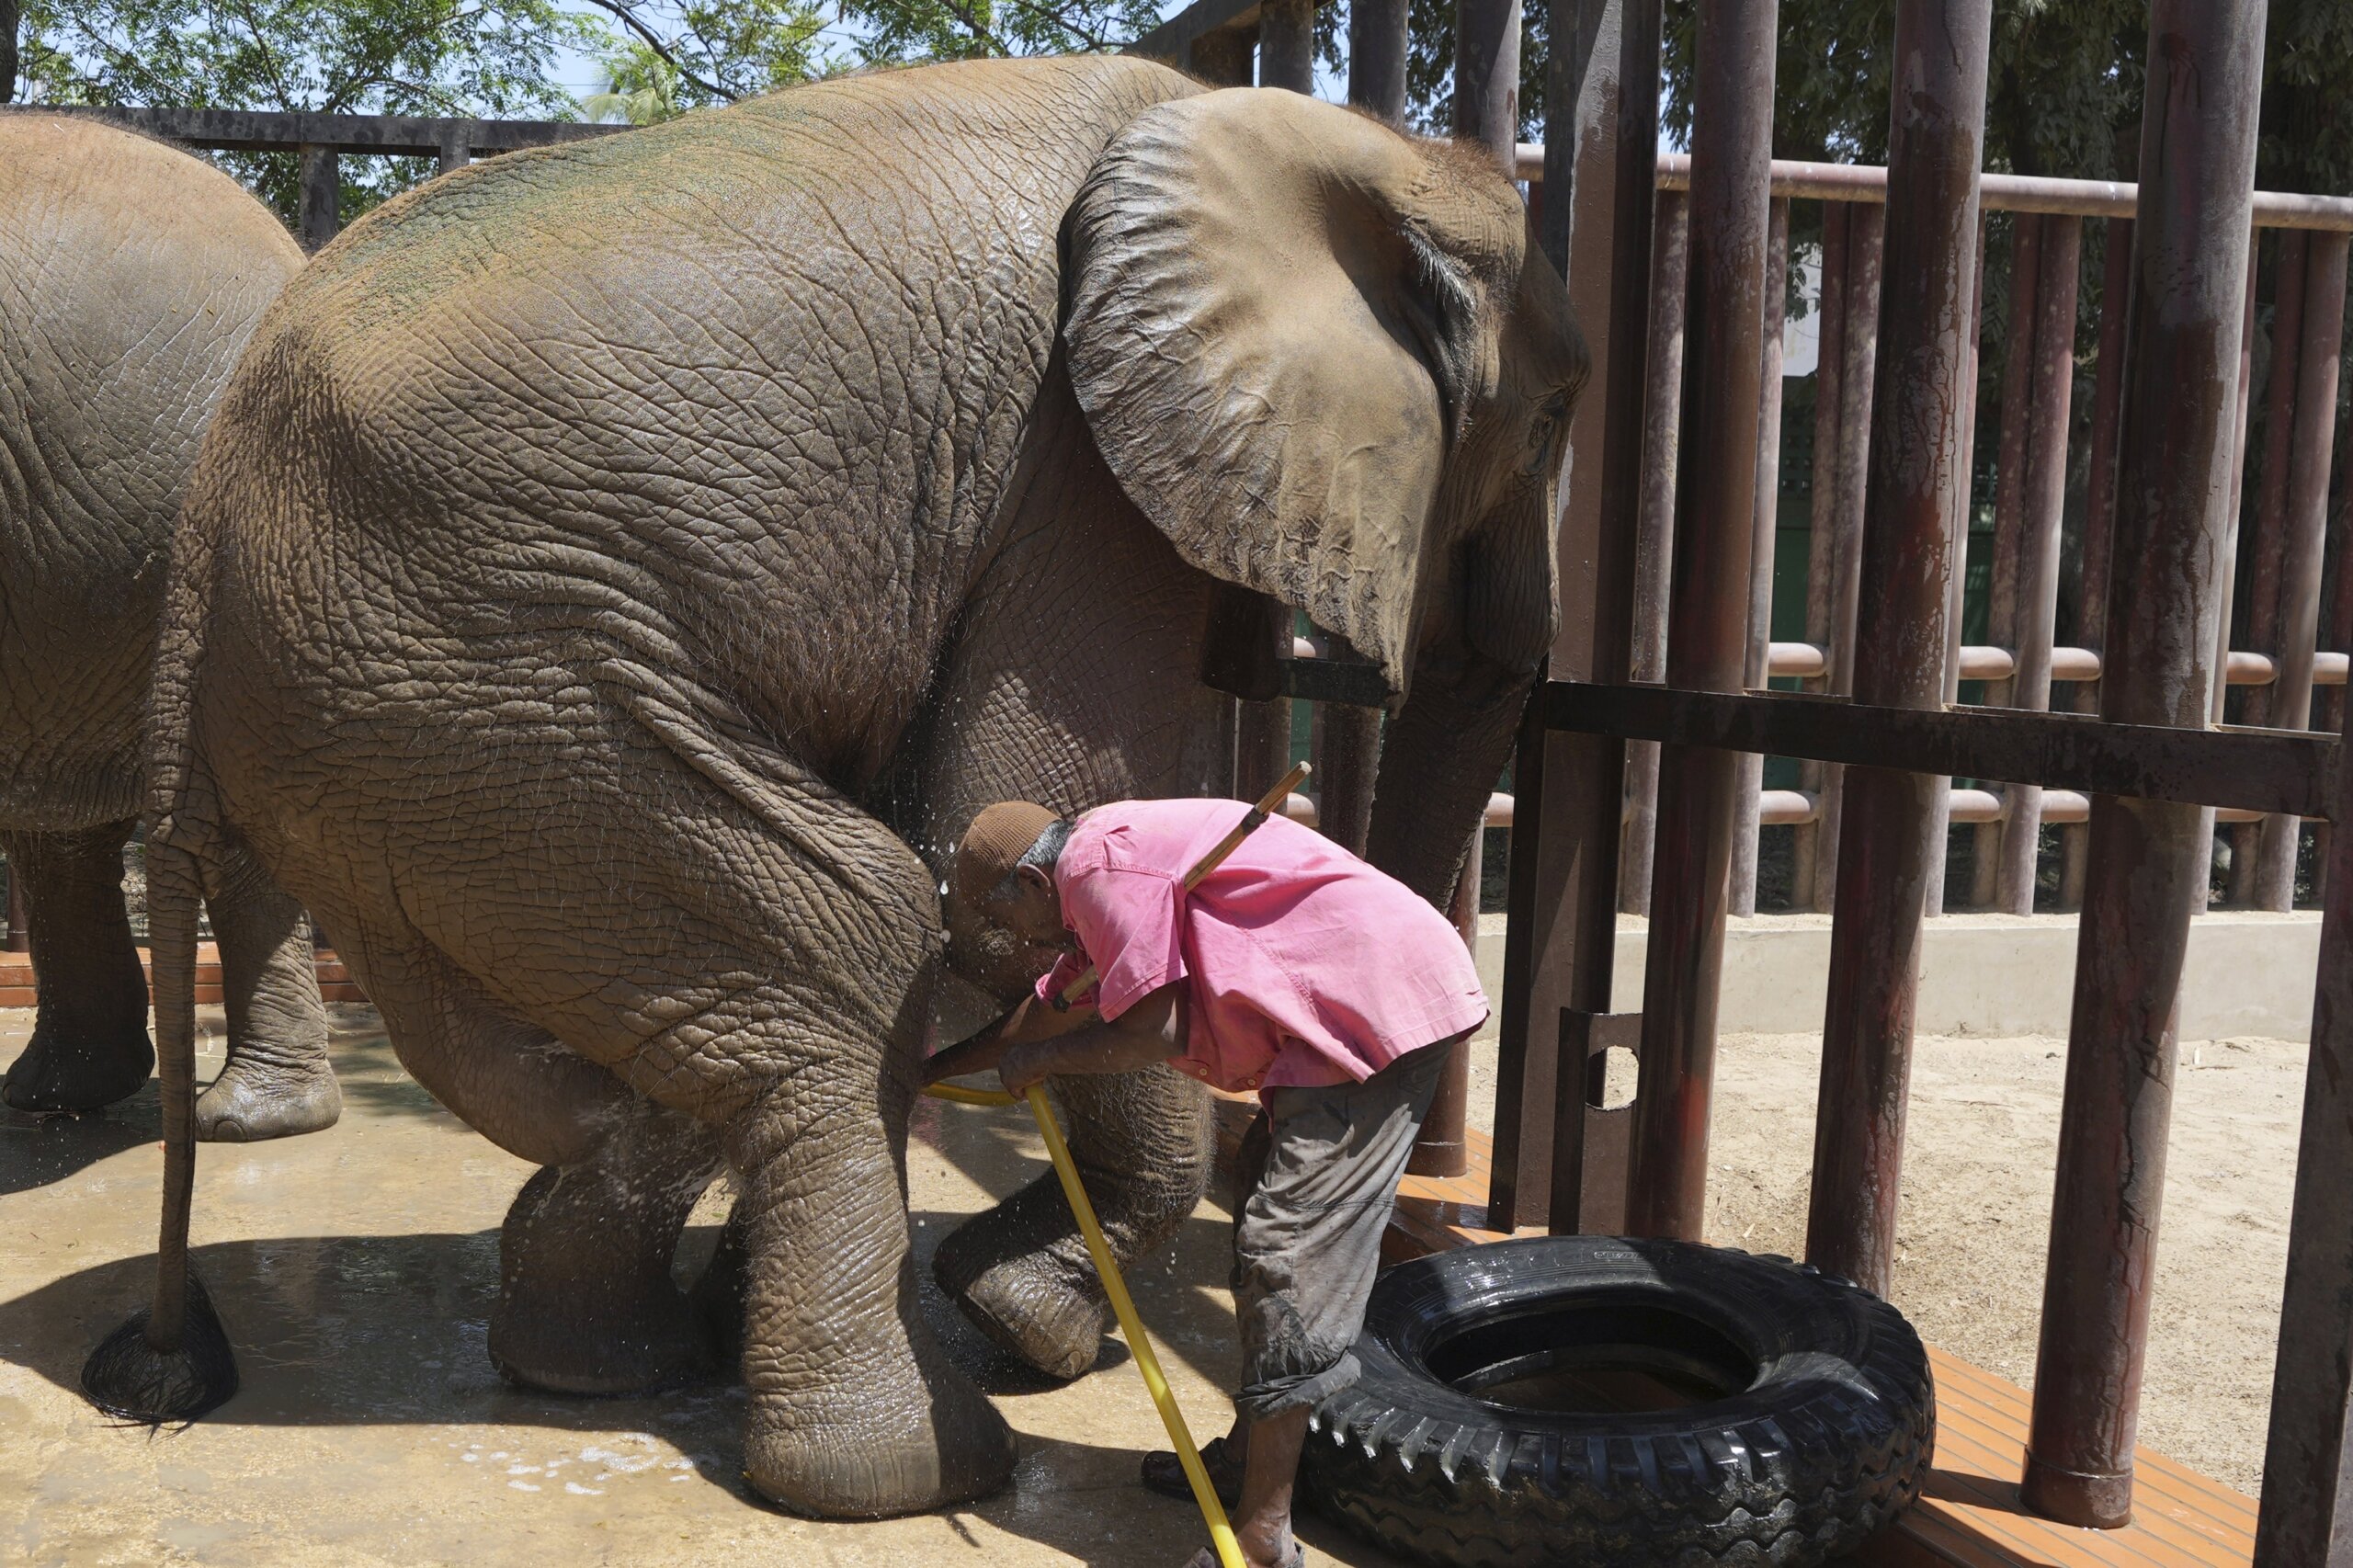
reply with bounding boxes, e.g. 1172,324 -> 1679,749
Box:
1228,1037 -> 1455,1423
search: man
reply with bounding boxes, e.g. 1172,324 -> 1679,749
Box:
933,796 -> 1487,1568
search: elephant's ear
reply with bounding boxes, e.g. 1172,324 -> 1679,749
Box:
1062,89 -> 1520,697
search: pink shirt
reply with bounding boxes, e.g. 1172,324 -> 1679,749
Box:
1034,798 -> 1489,1096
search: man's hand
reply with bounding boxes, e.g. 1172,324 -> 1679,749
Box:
995,981 -> 1188,1097
923,994 -> 1094,1085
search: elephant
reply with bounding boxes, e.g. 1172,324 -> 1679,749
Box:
0,114 -> 336,1140
86,54 -> 1585,1520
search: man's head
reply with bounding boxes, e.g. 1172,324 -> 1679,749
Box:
954,801 -> 1074,946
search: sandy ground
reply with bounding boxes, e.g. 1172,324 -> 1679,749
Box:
0,1006 -> 1413,1568
1,1003 -> 2300,1567
1466,1027 -> 2303,1494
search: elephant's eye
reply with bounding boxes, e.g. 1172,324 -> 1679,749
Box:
1522,393 -> 1571,477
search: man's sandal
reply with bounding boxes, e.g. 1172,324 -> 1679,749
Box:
1180,1547 -> 1303,1568
1141,1437 -> 1243,1506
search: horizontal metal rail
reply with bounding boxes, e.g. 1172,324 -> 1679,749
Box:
1766,640 -> 2347,687
1508,146 -> 2353,233
0,103 -> 620,157
1542,680 -> 2336,823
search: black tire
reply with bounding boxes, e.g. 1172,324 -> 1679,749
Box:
1302,1235 -> 1933,1567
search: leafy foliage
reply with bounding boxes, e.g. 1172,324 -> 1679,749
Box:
835,0 -> 1159,63
579,0 -> 831,117
12,0 -> 600,220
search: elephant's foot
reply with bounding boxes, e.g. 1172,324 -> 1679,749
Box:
195,1054 -> 342,1142
2,1017 -> 153,1115
490,1151 -> 717,1396
933,1224 -> 1108,1381
743,1360 -> 1016,1517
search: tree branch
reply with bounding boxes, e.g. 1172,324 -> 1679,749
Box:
578,0 -> 734,102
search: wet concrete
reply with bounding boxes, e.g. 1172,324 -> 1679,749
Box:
0,1006 -> 1406,1566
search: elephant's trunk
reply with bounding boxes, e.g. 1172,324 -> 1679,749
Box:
1362,641 -> 1530,907
1364,485 -> 1557,907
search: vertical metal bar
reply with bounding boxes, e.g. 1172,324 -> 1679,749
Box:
1623,0 -> 1777,1244
1188,28 -> 1256,86
2063,216 -> 2135,910
1994,216 -> 2084,915
1974,212 -> 2041,908
435,128 -> 471,173
1347,0 -> 1409,124
1622,188 -> 1690,916
1258,0 -> 1314,91
2193,255 -> 2261,904
1792,201 -> 1849,912
1455,0 -> 1522,154
1413,832 -> 1483,1178
1,859 -> 24,953
2231,231 -> 2309,906
298,145 -> 339,253
1492,0 -> 1654,1234
2251,234 -> 2347,909
1804,0 -> 1991,1297
1809,200 -> 1883,915
2315,442 -> 2353,903
2022,0 -> 2268,1528
1923,214 -> 1988,922
2254,656 -> 2353,1562
1733,198 -> 1791,918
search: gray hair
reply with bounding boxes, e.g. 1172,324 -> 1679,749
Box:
991,817 -> 1072,904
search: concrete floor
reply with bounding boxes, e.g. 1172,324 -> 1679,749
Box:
0,1006 -> 1407,1567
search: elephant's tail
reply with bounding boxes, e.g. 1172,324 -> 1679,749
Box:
80,495 -> 237,1424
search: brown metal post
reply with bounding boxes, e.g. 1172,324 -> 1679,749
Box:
1804,0 -> 1991,1296
1189,27 -> 1256,86
2,859 -> 24,952
1258,0 -> 1314,92
2063,217 -> 2134,910
298,145 -> 339,252
2022,0 -> 2267,1528
1623,0 -> 1777,1243
2316,452 -> 2353,902
2231,230 -> 2308,905
1792,201 -> 1849,911
2193,255 -> 2261,902
2250,233 -> 2347,908
1923,215 -> 1988,922
1733,198 -> 1790,918
1994,215 -> 2083,915
1347,0 -> 1408,123
2255,654 -> 2353,1562
1622,187 -> 1690,916
1491,0 -> 1654,1233
1809,200 -> 1883,915
1455,0 -> 1522,155
1975,212 -> 2040,908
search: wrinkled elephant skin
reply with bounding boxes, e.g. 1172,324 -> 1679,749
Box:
0,117 -> 335,1140
145,57 -> 1586,1518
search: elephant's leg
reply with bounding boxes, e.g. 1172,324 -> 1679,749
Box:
193,845 -> 335,1141
933,1064 -> 1214,1378
0,822 -> 153,1113
728,1002 -> 1016,1517
368,951 -> 722,1394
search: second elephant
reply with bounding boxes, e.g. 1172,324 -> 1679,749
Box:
94,56 -> 1585,1519
1,115 -> 335,1140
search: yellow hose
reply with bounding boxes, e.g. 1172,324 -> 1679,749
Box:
924,1080 -> 1245,1568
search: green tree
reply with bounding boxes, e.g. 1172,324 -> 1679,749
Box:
580,0 -> 832,118
835,0 -> 1158,64
12,0 -> 602,222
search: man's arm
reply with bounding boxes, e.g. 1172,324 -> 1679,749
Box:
921,993 -> 1096,1086
999,980 -> 1188,1096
